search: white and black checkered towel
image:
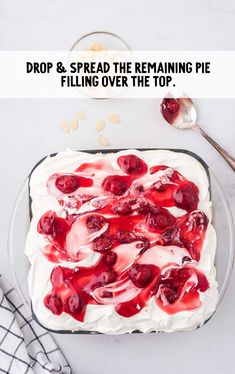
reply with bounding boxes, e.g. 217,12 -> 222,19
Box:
0,275 -> 71,374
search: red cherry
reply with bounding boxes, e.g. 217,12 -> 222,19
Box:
161,98 -> 181,125
163,98 -> 180,113
99,269 -> 117,284
86,214 -> 106,232
129,264 -> 154,288
168,268 -> 191,288
138,200 -> 153,215
180,211 -> 208,260
118,155 -> 148,176
159,227 -> 183,247
115,230 -> 136,243
173,183 -> 199,211
64,293 -> 82,314
189,210 -> 208,229
102,175 -> 131,196
44,293 -> 62,315
55,218 -> 69,234
38,210 -> 55,235
90,269 -> 117,292
92,236 -> 112,253
104,251 -> 117,266
55,175 -> 93,194
147,208 -> 176,232
161,284 -> 178,304
181,211 -> 208,241
38,211 -> 69,242
176,268 -> 191,283
113,201 -> 132,215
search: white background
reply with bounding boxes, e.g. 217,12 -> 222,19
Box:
0,1 -> 235,373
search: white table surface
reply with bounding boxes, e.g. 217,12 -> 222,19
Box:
1,1 -> 235,373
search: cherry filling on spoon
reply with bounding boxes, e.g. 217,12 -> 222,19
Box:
37,153 -> 210,320
160,98 -> 181,125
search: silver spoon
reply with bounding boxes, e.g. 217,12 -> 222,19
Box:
160,97 -> 235,172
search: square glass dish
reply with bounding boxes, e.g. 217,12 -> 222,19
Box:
8,149 -> 235,334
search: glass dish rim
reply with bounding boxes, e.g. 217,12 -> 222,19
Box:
7,148 -> 235,333
70,30 -> 131,52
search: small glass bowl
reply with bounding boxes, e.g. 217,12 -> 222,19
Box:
70,31 -> 131,99
7,150 -> 235,329
70,31 -> 131,52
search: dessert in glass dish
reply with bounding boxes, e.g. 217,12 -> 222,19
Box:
25,149 -> 218,334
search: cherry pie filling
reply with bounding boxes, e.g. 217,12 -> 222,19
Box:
37,154 -> 210,322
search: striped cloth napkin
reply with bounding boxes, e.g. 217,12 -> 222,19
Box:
0,275 -> 71,373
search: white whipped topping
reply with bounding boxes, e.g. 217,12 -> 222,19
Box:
25,149 -> 218,334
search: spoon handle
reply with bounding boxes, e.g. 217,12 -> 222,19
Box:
194,125 -> 235,172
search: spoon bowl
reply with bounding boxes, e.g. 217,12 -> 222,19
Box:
161,97 -> 197,129
160,96 -> 235,171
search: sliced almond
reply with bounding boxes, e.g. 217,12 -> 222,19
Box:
76,111 -> 86,120
109,114 -> 121,124
71,119 -> 79,130
98,135 -> 110,146
60,121 -> 70,133
89,42 -> 105,51
95,120 -> 105,132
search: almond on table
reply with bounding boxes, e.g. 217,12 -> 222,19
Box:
109,114 -> 121,124
60,121 -> 70,133
95,120 -> 105,131
98,135 -> 110,146
71,119 -> 79,130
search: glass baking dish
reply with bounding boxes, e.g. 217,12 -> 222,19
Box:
8,149 -> 235,334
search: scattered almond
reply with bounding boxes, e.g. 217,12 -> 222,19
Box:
109,114 -> 121,124
95,120 -> 105,131
71,119 -> 79,130
76,111 -> 86,120
60,121 -> 70,133
98,135 -> 110,146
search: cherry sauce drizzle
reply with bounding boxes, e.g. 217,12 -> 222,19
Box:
37,154 -> 209,320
